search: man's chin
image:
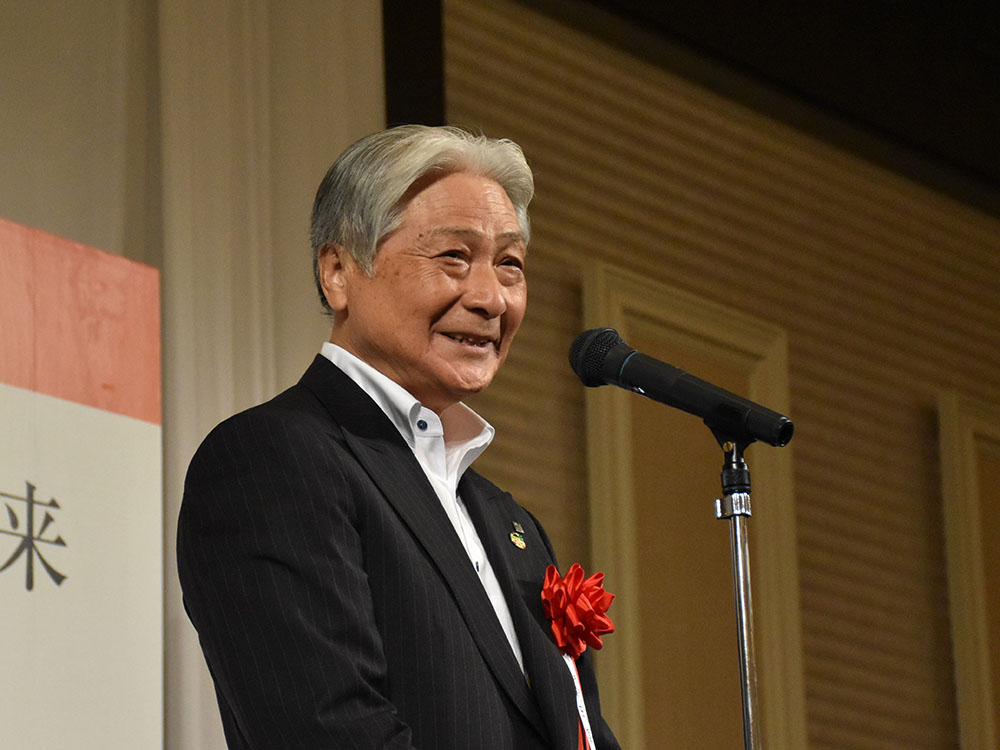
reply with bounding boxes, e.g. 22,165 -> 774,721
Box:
453,379 -> 493,401
445,371 -> 498,403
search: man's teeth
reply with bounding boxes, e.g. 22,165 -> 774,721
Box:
446,334 -> 491,346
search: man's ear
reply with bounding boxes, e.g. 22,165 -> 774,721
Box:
316,243 -> 351,313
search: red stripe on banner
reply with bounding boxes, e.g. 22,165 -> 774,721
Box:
0,217 -> 161,425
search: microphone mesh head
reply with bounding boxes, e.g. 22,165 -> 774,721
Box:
568,328 -> 624,386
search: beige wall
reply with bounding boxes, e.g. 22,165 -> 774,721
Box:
0,2 -> 384,748
0,1 -> 162,266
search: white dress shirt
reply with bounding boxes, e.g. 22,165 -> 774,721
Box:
320,342 -> 526,673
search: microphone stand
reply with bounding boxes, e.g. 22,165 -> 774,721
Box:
710,430 -> 761,750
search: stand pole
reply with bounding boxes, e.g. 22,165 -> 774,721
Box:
713,438 -> 762,750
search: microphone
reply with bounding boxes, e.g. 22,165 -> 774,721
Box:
569,328 -> 794,447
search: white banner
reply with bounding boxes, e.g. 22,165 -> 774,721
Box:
0,384 -> 163,747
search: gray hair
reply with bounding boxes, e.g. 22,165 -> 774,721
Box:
309,124 -> 534,312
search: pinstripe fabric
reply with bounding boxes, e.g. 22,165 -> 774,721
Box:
178,356 -> 619,750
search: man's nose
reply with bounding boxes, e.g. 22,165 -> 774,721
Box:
463,263 -> 507,317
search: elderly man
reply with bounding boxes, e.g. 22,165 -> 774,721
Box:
178,125 -> 619,750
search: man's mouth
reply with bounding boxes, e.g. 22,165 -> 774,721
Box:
441,332 -> 497,349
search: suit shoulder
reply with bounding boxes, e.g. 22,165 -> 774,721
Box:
464,468 -> 557,558
185,383 -> 344,486
464,468 -> 536,519
463,466 -> 504,497
222,382 -> 331,433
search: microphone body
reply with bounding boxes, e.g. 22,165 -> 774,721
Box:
570,328 -> 794,447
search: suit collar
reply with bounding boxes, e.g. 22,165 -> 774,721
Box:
298,355 -> 548,738
318,342 -> 494,459
299,354 -> 402,442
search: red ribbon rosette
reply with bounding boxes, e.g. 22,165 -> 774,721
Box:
540,563 -> 615,660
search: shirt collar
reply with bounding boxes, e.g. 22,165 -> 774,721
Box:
320,342 -> 494,465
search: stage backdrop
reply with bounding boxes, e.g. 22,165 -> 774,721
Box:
0,218 -> 162,748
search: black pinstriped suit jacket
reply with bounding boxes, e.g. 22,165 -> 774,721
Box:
178,355 -> 619,750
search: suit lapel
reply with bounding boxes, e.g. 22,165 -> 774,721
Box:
299,357 -> 546,737
461,472 -> 579,750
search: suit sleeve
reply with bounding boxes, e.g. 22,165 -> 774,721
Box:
177,406 -> 417,750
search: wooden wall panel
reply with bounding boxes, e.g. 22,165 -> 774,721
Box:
940,393 -> 1000,749
446,0 -> 1000,747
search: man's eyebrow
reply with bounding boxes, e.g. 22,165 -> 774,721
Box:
427,226 -> 526,244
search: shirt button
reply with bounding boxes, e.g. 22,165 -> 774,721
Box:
416,419 -> 428,431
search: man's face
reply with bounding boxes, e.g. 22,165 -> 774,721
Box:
321,171 -> 527,413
